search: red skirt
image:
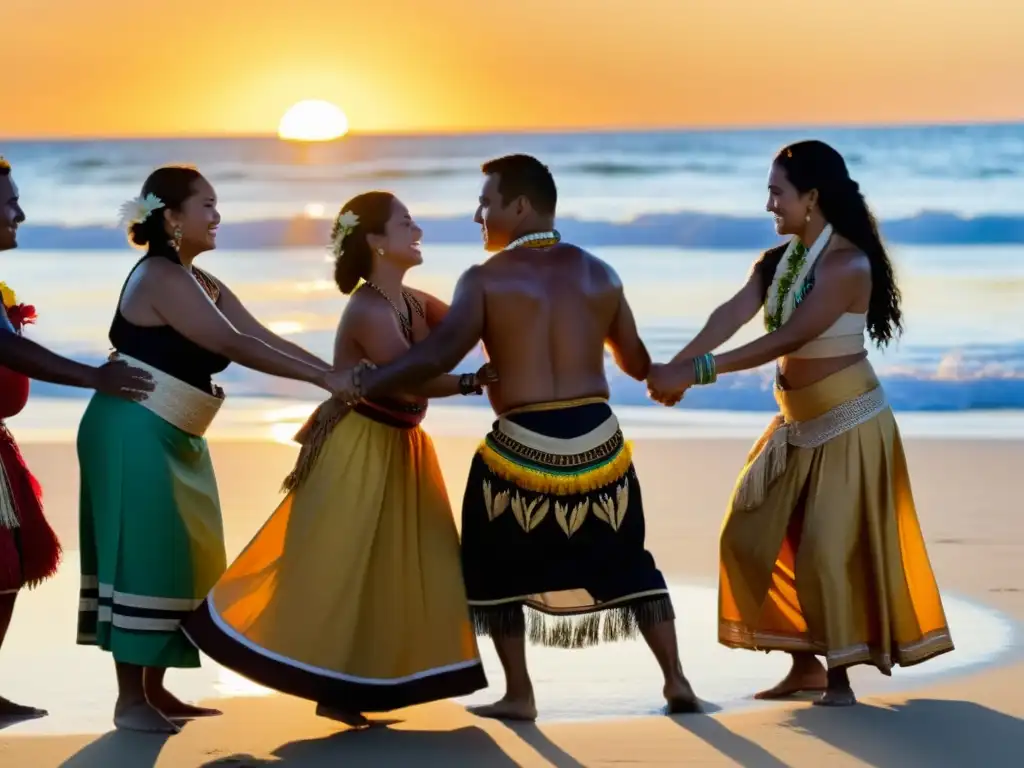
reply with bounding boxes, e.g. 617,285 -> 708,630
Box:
0,368 -> 61,593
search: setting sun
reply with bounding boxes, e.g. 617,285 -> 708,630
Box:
277,100 -> 349,142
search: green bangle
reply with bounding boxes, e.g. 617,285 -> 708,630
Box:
692,353 -> 717,386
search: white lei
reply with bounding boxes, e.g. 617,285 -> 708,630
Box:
764,223 -> 833,327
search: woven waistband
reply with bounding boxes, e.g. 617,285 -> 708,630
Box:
111,352 -> 224,437
495,412 -> 620,457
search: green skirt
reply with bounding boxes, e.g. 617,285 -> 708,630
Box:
76,393 -> 227,668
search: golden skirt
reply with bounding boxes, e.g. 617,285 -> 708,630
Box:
184,411 -> 486,710
718,360 -> 954,672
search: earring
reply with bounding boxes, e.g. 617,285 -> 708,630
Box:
376,248 -> 384,256
172,226 -> 183,251
805,209 -> 813,224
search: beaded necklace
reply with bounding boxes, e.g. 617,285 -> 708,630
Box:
361,281 -> 424,342
504,230 -> 561,251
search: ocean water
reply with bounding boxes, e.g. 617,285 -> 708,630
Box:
2,125 -> 1023,428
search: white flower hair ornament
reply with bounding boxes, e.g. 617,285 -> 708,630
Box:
331,210 -> 360,259
118,193 -> 166,230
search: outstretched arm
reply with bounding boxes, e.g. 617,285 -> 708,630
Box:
714,254 -> 868,374
668,273 -> 764,364
358,267 -> 487,398
0,331 -> 154,400
340,292 -> 490,400
213,278 -> 330,369
651,253 -> 868,399
606,281 -> 650,381
147,260 -> 332,390
0,331 -> 101,388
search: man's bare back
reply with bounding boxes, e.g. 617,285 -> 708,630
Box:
348,240 -> 649,414
478,243 -> 624,413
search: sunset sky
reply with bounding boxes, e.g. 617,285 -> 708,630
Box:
4,0 -> 1023,138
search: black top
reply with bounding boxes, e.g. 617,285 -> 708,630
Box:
109,256 -> 231,393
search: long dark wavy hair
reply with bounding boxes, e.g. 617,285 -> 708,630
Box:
754,140 -> 903,347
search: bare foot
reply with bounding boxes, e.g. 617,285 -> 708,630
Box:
315,704 -> 370,728
0,696 -> 47,720
814,687 -> 857,707
468,696 -> 538,722
665,679 -> 702,714
113,700 -> 180,734
754,660 -> 828,700
146,688 -> 222,720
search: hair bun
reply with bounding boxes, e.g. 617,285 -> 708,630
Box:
128,221 -> 150,247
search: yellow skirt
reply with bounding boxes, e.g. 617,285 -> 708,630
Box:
184,410 -> 487,710
718,360 -> 954,672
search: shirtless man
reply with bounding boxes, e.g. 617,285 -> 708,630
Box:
334,154 -> 699,720
0,157 -> 152,719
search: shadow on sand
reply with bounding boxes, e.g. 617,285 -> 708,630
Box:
784,698 -> 1024,767
59,730 -> 174,768
502,722 -> 586,768
201,725 -> 519,767
669,708 -> 790,768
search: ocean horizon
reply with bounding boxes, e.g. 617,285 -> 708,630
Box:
2,124 -> 1022,420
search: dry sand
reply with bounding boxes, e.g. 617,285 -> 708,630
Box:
1,436 -> 1022,766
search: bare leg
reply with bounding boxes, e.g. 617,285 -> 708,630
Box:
315,703 -> 370,727
0,592 -> 47,719
143,667 -> 222,719
814,665 -> 857,707
639,619 -> 701,713
754,652 -> 828,699
467,631 -> 537,722
114,662 -> 179,733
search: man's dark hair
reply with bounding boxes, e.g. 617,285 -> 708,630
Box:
0,158 -> 10,177
480,154 -> 557,216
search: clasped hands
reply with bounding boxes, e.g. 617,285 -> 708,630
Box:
323,361 -> 498,405
646,360 -> 697,407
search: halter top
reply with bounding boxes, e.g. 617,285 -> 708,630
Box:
772,242 -> 868,360
109,256 -> 230,393
788,311 -> 867,359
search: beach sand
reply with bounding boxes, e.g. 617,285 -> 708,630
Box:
1,436 -> 1023,766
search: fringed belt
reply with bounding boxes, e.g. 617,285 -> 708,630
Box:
732,386 -> 889,512
478,412 -> 632,496
110,353 -> 224,437
281,397 -> 425,492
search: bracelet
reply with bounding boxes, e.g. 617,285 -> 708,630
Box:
459,373 -> 483,396
350,362 -> 369,400
692,353 -> 717,386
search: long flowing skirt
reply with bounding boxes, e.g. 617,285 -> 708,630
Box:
183,410 -> 487,712
718,360 -> 954,671
462,398 -> 674,648
76,394 -> 226,668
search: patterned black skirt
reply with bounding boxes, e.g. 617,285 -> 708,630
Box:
460,399 -> 673,648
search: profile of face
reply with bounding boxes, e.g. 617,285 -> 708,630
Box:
474,173 -> 523,252
766,162 -> 818,237
367,198 -> 423,268
0,174 -> 26,251
163,176 -> 221,254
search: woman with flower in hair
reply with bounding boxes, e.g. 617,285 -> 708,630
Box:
77,165 -> 350,733
648,140 -> 953,706
185,192 -> 491,726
